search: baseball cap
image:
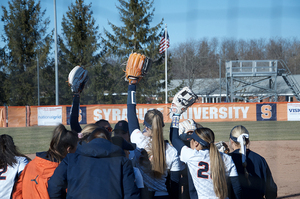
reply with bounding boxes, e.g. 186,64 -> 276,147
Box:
114,120 -> 129,133
183,131 -> 210,147
111,136 -> 136,151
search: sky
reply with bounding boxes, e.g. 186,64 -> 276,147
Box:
0,0 -> 300,48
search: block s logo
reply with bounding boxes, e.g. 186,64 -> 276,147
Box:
256,103 -> 277,121
261,105 -> 272,119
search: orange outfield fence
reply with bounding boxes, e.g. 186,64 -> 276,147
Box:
0,102 -> 299,127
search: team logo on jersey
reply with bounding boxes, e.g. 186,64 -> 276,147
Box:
66,107 -> 87,125
31,175 -> 39,184
256,103 -> 277,121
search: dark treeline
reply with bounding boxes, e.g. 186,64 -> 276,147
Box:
0,0 -> 299,106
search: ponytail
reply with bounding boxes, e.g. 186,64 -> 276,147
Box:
230,125 -> 251,185
195,128 -> 228,199
209,142 -> 228,199
46,124 -> 78,163
144,109 -> 166,178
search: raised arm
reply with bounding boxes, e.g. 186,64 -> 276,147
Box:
68,65 -> 88,133
70,94 -> 82,133
170,115 -> 185,155
127,84 -> 140,135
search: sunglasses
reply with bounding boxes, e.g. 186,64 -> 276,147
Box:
105,127 -> 113,133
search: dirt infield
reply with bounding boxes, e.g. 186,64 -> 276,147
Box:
26,140 -> 300,198
249,140 -> 300,199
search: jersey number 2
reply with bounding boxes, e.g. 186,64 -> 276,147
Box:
197,161 -> 209,179
0,166 -> 7,180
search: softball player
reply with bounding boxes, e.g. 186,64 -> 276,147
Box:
178,119 -> 198,199
170,115 -> 242,199
12,124 -> 78,199
127,83 -> 181,199
0,134 -> 29,199
228,125 -> 277,199
48,127 -> 140,199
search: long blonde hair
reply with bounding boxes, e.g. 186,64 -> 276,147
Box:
195,128 -> 228,199
230,125 -> 250,185
144,109 -> 166,179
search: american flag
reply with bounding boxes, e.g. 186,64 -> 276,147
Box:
159,30 -> 170,54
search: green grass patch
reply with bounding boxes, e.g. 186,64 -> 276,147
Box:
1,121 -> 300,154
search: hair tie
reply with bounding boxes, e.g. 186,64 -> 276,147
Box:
237,133 -> 249,163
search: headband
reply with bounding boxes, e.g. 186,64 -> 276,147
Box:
143,117 -> 165,130
186,130 -> 210,147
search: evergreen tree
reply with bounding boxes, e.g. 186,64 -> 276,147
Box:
1,0 -> 52,106
0,47 -> 8,105
102,0 -> 168,104
59,0 -> 101,105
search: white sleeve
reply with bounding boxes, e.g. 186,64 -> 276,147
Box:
223,153 -> 238,177
17,156 -> 29,176
179,146 -> 195,163
166,144 -> 181,172
169,155 -> 182,172
130,129 -> 151,149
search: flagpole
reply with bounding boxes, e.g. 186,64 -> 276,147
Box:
165,24 -> 168,104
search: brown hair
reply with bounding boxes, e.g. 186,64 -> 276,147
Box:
87,127 -> 111,142
46,124 -> 78,163
0,134 -> 30,168
144,109 -> 166,179
80,124 -> 102,142
195,128 -> 227,199
95,119 -> 110,128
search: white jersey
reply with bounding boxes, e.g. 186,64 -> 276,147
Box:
131,129 -> 182,194
0,156 -> 28,199
180,146 -> 238,199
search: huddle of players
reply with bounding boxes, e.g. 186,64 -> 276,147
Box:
0,86 -> 278,199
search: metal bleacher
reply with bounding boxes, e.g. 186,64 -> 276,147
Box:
278,60 -> 300,101
225,60 -> 300,102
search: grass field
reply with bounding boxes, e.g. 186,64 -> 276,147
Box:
0,121 -> 300,154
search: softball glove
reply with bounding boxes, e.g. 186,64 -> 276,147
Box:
170,87 -> 198,115
179,119 -> 197,140
125,52 -> 152,84
215,141 -> 230,154
68,65 -> 88,93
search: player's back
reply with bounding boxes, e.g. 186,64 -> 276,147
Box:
185,149 -> 217,198
0,156 -> 28,199
182,148 -> 237,199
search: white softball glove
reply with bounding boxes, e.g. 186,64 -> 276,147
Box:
215,141 -> 230,154
170,87 -> 198,115
179,119 -> 197,140
68,66 -> 88,93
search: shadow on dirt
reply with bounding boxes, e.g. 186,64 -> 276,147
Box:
278,193 -> 300,199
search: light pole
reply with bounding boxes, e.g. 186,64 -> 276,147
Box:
37,54 -> 40,106
54,0 -> 59,105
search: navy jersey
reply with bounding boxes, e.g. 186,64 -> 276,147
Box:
229,149 -> 277,199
